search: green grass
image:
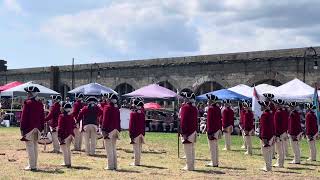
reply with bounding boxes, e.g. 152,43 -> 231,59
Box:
0,127 -> 320,179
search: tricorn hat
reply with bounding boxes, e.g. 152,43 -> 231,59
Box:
86,96 -> 98,103
102,92 -> 118,100
263,93 -> 274,99
206,94 -> 218,101
24,86 -> 40,93
75,93 -> 84,99
275,99 -> 285,105
50,95 -> 62,101
179,89 -> 196,99
223,99 -> 231,104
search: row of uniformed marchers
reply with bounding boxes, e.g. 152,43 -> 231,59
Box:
19,86 -> 318,172
20,85 -> 144,171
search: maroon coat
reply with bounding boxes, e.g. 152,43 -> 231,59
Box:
206,104 -> 221,135
129,110 -> 145,139
288,110 -> 302,136
20,99 -> 45,136
44,102 -> 61,128
72,100 -> 84,122
57,114 -> 75,140
102,103 -> 121,133
273,108 -> 288,136
179,102 -> 198,137
259,110 -> 274,141
77,105 -> 102,126
239,109 -> 246,129
222,107 -> 234,128
305,111 -> 318,136
244,110 -> 254,131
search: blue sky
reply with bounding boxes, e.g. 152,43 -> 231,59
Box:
1,0 -> 319,69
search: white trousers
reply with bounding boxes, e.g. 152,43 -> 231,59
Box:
73,127 -> 83,151
50,129 -> 60,152
25,129 -> 40,169
241,130 -> 247,149
104,130 -> 119,170
261,143 -> 273,171
290,139 -> 301,163
245,135 -> 253,155
284,139 -> 289,157
83,124 -> 97,155
224,132 -> 231,150
208,139 -> 218,166
308,136 -> 317,161
132,135 -> 144,166
183,143 -> 195,170
275,140 -> 284,167
60,135 -> 73,166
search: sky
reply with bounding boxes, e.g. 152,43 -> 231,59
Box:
1,0 -> 320,69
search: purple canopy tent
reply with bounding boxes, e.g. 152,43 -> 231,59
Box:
123,84 -> 178,99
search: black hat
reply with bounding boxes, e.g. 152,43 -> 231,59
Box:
136,97 -> 144,102
305,103 -> 316,110
75,93 -> 84,99
24,86 -> 40,93
50,95 -> 62,101
179,89 -> 195,99
223,99 -> 231,104
134,100 -> 144,107
275,99 -> 285,105
263,93 -> 274,99
102,92 -> 118,100
63,102 -> 72,109
86,96 -> 98,102
258,101 -> 270,107
242,102 -> 252,108
206,94 -> 218,101
289,102 -> 298,107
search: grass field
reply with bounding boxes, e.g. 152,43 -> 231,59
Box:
0,127 -> 320,180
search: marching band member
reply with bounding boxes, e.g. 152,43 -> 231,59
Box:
222,99 -> 234,151
259,101 -> 275,172
263,93 -> 276,158
20,86 -> 45,171
288,102 -> 303,164
240,100 -> 247,149
129,99 -> 146,166
77,96 -> 102,156
179,90 -> 198,171
273,99 -> 288,168
58,102 -> 75,168
45,95 -> 62,153
205,94 -> 222,167
72,93 -> 85,151
102,93 -> 121,170
283,102 -> 290,157
305,103 -> 318,161
243,102 -> 254,155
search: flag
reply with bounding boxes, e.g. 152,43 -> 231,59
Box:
252,86 -> 262,119
312,83 -> 320,133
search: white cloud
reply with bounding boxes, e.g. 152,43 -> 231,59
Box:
40,0 -> 320,58
2,0 -> 24,15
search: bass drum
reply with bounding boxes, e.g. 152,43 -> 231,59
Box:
38,123 -> 53,145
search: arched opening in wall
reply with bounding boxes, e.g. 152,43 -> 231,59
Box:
59,84 -> 71,100
158,81 -> 177,107
195,81 -> 224,95
253,79 -> 282,87
115,83 -> 134,96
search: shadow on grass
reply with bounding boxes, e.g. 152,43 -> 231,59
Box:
70,166 -> 91,170
16,148 -> 26,151
287,167 -> 314,171
116,169 -> 140,173
34,168 -> 64,174
274,170 -> 301,174
194,169 -> 225,174
117,148 -> 166,154
194,158 -> 210,162
139,165 -> 167,169
90,154 -> 107,158
218,166 -> 247,171
302,163 -> 320,167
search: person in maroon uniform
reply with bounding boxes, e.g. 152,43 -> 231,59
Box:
259,101 -> 275,172
263,93 -> 276,158
273,99 -> 288,168
57,102 -> 75,168
179,89 -> 198,171
222,99 -> 234,151
20,86 -> 45,171
72,93 -> 85,151
205,94 -> 222,167
288,102 -> 303,164
77,96 -> 102,155
45,95 -> 62,153
243,102 -> 254,155
305,103 -> 318,161
102,93 -> 121,170
129,99 -> 145,166
283,102 -> 290,157
240,100 -> 248,149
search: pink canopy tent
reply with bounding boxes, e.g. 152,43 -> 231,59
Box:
0,81 -> 23,91
123,84 -> 178,99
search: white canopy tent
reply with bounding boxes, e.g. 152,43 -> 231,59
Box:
0,81 -> 59,97
267,78 -> 314,102
228,84 -> 252,98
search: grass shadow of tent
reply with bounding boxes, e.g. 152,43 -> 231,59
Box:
194,169 -> 225,174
